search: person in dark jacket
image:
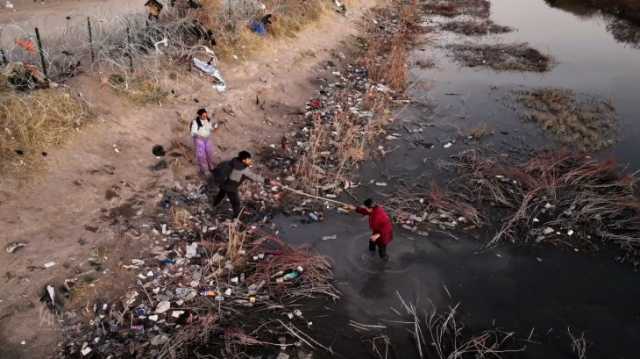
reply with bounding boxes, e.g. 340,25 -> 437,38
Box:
211,151 -> 279,218
349,199 -> 393,260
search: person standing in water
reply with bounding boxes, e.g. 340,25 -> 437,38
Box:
349,198 -> 393,260
191,108 -> 217,176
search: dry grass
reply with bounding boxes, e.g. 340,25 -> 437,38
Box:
516,88 -> 617,150
0,88 -> 91,175
107,72 -> 168,105
567,327 -> 588,359
448,43 -> 553,72
199,0 -> 328,60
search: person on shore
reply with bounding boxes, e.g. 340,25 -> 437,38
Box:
191,108 -> 217,176
348,199 -> 393,260
210,151 -> 279,219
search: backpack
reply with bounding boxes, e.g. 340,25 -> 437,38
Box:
211,160 -> 232,185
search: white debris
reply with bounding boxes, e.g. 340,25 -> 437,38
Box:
567,229 -> 574,236
543,227 -> 554,235
375,182 -> 388,187
321,234 -> 337,241
155,301 -> 170,314
81,345 -> 92,356
185,242 -> 198,258
43,261 -> 56,269
171,310 -> 184,318
443,142 -> 452,149
148,315 -> 159,321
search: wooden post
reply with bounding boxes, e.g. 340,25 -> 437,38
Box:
34,27 -> 48,78
87,17 -> 95,63
126,26 -> 133,72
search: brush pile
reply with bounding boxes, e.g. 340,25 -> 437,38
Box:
441,19 -> 512,35
516,88 -> 617,151
59,184 -> 338,358
449,149 -> 640,264
448,43 -> 552,72
385,183 -> 482,235
424,0 -> 490,18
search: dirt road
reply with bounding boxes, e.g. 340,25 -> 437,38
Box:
0,0 -> 378,357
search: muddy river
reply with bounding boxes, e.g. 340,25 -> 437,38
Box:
277,1 -> 640,358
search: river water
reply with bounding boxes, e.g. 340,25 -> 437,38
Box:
277,1 -> 640,358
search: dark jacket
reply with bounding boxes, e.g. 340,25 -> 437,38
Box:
221,158 -> 269,192
356,205 -> 394,245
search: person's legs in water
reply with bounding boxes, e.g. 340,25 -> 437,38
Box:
368,240 -> 376,255
193,137 -> 209,175
203,138 -> 215,171
227,190 -> 241,218
378,243 -> 388,260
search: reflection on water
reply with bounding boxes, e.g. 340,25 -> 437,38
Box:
416,0 -> 640,168
545,0 -> 640,48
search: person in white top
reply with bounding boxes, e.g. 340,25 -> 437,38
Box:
191,108 -> 217,175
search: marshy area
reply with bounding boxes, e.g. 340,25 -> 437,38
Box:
2,0 -> 640,358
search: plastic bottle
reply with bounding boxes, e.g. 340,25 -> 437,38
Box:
283,271 -> 300,281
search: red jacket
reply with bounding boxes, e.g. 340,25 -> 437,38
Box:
356,206 -> 393,245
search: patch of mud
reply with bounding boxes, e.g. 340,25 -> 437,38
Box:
516,88 -> 617,150
441,19 -> 512,35
424,0 -> 490,18
448,43 -> 552,72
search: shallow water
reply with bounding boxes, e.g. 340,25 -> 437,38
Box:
277,1 -> 640,358
417,0 -> 640,166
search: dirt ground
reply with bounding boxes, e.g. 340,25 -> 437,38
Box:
0,0 -> 379,357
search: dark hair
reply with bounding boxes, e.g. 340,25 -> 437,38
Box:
363,198 -> 374,208
197,108 -> 207,116
238,151 -> 252,161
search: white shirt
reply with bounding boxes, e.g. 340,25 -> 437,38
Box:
191,118 -> 215,138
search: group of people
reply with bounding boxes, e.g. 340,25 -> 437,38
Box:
190,108 -> 393,261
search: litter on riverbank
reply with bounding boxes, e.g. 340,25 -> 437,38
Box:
59,183 -> 338,358
448,43 -> 553,72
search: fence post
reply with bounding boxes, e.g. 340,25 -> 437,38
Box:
34,27 -> 48,78
87,17 -> 95,63
126,26 -> 133,72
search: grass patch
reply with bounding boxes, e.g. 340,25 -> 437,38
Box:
516,88 -> 617,150
0,88 -> 91,175
108,73 -> 168,105
448,43 -> 553,72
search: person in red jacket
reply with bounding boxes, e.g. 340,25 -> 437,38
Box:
349,198 -> 393,260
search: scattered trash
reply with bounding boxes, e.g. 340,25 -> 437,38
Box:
321,234 -> 337,241
443,142 -> 453,149
43,261 -> 56,269
155,300 -> 171,314
192,57 -> 226,92
152,145 -> 166,157
5,241 -> 26,254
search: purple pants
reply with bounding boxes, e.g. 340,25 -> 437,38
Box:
193,136 -> 214,174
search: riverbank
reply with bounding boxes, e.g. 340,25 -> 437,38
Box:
0,1 -> 384,357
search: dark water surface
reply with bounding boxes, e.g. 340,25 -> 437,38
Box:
277,1 -> 640,358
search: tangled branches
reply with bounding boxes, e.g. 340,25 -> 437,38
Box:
450,150 -> 640,264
